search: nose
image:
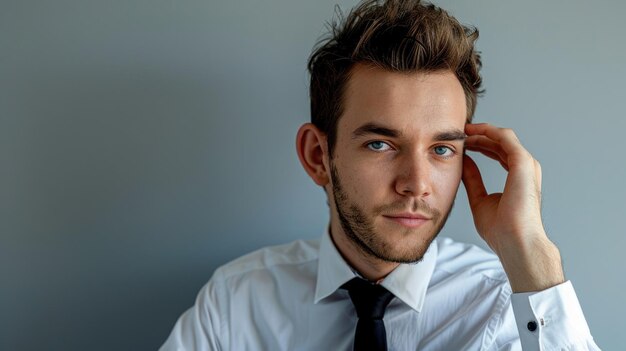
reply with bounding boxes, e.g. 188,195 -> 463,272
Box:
394,153 -> 432,197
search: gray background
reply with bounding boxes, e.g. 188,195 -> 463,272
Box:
2,0 -> 623,349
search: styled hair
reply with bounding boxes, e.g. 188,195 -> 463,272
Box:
308,0 -> 483,156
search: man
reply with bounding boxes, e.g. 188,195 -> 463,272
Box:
161,0 -> 600,350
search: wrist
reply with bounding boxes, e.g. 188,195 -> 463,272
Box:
495,235 -> 565,293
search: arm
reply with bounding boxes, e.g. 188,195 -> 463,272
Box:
159,273 -> 226,351
510,281 -> 599,350
462,123 -> 600,350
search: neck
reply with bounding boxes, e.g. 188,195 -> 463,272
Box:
329,221 -> 400,282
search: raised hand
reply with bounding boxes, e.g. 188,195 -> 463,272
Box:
462,123 -> 564,293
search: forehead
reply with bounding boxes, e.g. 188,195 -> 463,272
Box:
338,64 -> 467,137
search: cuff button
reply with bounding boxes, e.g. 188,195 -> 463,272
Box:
527,321 -> 538,332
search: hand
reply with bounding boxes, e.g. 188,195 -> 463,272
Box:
462,123 -> 564,293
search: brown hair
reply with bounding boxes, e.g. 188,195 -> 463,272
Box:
308,0 -> 483,156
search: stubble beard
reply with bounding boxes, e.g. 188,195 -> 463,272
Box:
330,162 -> 454,264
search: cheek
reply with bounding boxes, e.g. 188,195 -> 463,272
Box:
340,162 -> 391,201
437,163 -> 463,198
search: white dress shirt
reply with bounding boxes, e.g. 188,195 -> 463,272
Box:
160,231 -> 600,350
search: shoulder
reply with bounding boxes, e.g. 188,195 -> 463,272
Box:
433,236 -> 508,285
423,238 -> 518,350
198,238 -> 321,309
213,238 -> 321,282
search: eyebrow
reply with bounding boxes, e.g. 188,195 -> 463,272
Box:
351,122 -> 400,139
351,122 -> 467,142
434,130 -> 467,142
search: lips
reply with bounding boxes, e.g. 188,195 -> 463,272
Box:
383,213 -> 431,228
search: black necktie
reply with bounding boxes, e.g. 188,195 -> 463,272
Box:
342,277 -> 395,351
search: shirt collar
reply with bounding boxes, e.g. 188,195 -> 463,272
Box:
314,228 -> 438,313
314,228 -> 356,304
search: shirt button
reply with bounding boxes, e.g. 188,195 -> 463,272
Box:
527,321 -> 538,332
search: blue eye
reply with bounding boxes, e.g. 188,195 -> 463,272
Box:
434,146 -> 453,157
366,141 -> 391,151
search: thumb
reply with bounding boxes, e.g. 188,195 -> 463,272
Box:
462,154 -> 488,210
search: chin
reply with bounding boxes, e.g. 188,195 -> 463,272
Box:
386,238 -> 434,263
370,223 -> 438,263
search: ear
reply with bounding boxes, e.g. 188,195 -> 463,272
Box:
296,123 -> 331,187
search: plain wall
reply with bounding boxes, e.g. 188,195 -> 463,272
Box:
2,0 -> 624,349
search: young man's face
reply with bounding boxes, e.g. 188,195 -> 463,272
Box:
327,64 -> 467,264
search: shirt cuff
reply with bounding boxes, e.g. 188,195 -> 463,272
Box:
511,280 -> 593,350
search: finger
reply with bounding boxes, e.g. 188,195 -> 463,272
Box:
462,154 -> 488,209
465,135 -> 509,171
465,146 -> 509,172
465,123 -> 528,160
534,158 -> 542,193
465,135 -> 507,160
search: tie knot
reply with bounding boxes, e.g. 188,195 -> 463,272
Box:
342,278 -> 395,320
